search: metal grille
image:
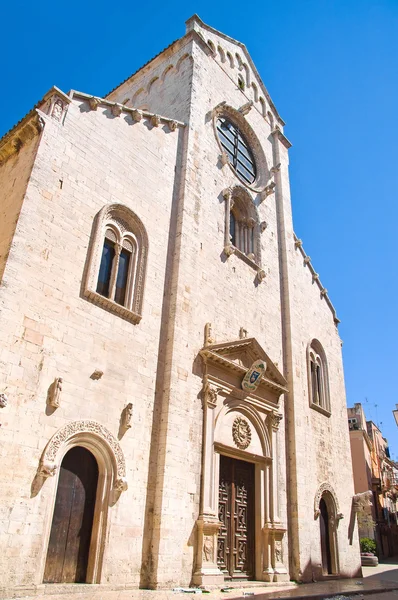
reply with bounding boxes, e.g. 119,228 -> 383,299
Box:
217,117 -> 256,184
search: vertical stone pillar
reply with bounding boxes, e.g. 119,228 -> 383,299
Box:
270,412 -> 283,524
192,380 -> 224,587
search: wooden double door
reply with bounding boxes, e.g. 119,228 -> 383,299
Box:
43,446 -> 98,583
217,456 -> 255,579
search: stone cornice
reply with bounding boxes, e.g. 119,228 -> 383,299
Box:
71,90 -> 186,130
293,232 -> 340,326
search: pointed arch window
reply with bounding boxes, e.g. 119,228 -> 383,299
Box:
84,204 -> 148,324
307,340 -> 330,416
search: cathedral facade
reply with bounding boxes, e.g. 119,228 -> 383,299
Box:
0,15 -> 361,595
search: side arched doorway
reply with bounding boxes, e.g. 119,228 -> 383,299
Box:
43,446 -> 99,583
318,491 -> 339,576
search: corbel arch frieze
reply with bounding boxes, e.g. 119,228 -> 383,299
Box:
39,420 -> 128,492
314,482 -> 342,520
214,401 -> 271,458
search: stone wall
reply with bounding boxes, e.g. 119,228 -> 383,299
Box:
0,133 -> 40,283
0,96 -> 180,587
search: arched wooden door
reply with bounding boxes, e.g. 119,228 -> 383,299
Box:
44,446 -> 99,583
319,498 -> 332,575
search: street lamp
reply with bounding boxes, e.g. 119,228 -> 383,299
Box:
393,404 -> 398,427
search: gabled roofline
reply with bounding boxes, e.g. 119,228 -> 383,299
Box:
105,28 -> 212,99
186,14 -> 285,126
293,232 -> 340,326
0,86 -> 71,164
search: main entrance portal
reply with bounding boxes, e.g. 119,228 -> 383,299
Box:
217,455 -> 255,579
43,446 -> 99,583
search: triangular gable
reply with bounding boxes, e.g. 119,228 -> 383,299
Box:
186,14 -> 284,126
200,337 -> 288,396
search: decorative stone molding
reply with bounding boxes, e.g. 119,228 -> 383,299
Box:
39,461 -> 58,477
312,273 -> 319,282
204,322 -> 215,346
239,326 -> 248,339
270,412 -> 283,430
48,377 -> 62,408
151,114 -> 161,127
314,482 -> 342,519
270,163 -> 281,174
50,98 -> 66,122
111,104 -> 122,117
260,181 -> 276,202
293,232 -> 340,326
114,477 -> 128,492
257,268 -> 266,283
224,243 -> 235,257
238,101 -> 253,115
220,150 -> 229,166
242,359 -> 266,391
39,420 -> 127,490
232,416 -> 252,449
123,403 -> 133,428
131,109 -> 143,122
89,97 -> 101,111
83,203 -> 148,324
0,393 -> 8,408
203,382 -> 218,409
353,490 -> 373,512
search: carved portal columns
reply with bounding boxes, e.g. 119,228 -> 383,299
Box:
262,412 -> 288,582
192,380 -> 224,586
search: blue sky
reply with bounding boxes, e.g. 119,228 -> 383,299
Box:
2,1 -> 398,455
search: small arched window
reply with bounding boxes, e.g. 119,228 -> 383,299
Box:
84,204 -> 148,324
223,186 -> 260,267
307,340 -> 330,415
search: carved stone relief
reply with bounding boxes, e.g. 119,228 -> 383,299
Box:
274,540 -> 283,563
48,377 -> 62,408
232,416 -> 252,449
40,420 -> 127,490
203,535 -> 213,561
270,412 -> 283,430
203,382 -> 218,409
314,482 -> 342,519
0,393 -> 8,408
123,403 -> 133,428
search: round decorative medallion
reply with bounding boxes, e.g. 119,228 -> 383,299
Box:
232,417 -> 252,449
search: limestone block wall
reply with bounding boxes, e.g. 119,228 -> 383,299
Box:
287,239 -> 361,579
0,96 -> 180,587
0,134 -> 40,283
145,37 -> 288,587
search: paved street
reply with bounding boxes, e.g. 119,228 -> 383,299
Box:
3,559 -> 398,600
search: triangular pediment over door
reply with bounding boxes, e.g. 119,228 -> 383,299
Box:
200,337 -> 288,401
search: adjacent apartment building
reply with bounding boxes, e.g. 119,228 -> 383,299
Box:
348,403 -> 398,557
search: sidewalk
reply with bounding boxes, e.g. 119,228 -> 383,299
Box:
3,560 -> 398,600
